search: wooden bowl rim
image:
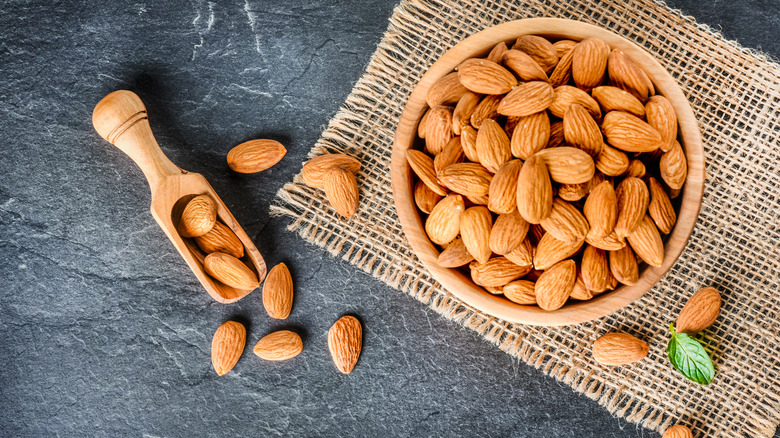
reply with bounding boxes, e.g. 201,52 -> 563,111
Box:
390,18 -> 705,326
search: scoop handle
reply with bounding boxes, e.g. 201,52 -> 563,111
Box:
92,90 -> 182,190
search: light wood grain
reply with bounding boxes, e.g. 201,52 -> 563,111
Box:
391,18 -> 704,326
93,90 -> 267,303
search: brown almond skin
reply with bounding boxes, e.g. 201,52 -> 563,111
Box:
512,35 -> 558,73
424,106 -> 454,155
608,49 -> 652,101
552,39 -> 577,57
602,111 -> 664,153
488,160 -> 522,214
539,198 -> 589,243
503,280 -> 537,305
457,58 -> 517,94
433,136 -> 465,175
406,149 -> 448,196
227,139 -> 287,173
460,125 -> 481,162
501,49 -> 548,82
676,287 -> 722,333
328,316 -> 362,374
569,273 -> 595,300
439,162 -> 493,197
549,45 -> 575,87
426,71 -> 468,107
648,177 -> 677,234
323,167 -> 359,219
437,237 -> 475,268
547,120 -> 565,148
460,206 -> 493,264
425,194 -> 465,245
204,252 -> 259,290
535,147 -> 595,185
572,37 -> 610,91
301,154 -> 361,188
471,257 -> 532,287
586,230 -> 626,251
534,233 -> 584,270
626,214 -> 664,267
496,81 -> 554,117
583,181 -> 618,238
262,263 -> 294,320
645,95 -> 678,152
417,107 -> 430,139
549,85 -> 601,119
564,103 -> 603,157
591,86 -> 645,117
489,211 -> 530,255
659,140 -> 688,190
470,94 -> 502,129
662,425 -> 694,438
510,111 -> 550,160
581,245 -> 613,293
504,238 -> 535,267
615,177 -> 650,238
212,321 -> 246,376
595,143 -> 630,177
535,259 -> 577,311
476,119 -> 511,173
452,91 -> 482,135
592,332 -> 648,365
624,160 -> 646,178
486,41 -> 508,63
253,330 -> 303,361
194,221 -> 244,259
516,155 -> 553,224
609,245 -> 639,285
178,194 -> 217,238
414,180 -> 443,215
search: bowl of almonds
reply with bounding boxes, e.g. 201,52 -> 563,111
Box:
391,18 -> 704,325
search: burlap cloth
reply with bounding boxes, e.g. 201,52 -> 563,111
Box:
271,0 -> 780,435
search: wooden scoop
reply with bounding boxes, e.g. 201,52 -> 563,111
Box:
92,90 -> 266,303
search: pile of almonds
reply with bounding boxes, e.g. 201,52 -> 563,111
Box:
408,34 -> 688,310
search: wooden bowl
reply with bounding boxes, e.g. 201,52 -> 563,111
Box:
390,18 -> 704,326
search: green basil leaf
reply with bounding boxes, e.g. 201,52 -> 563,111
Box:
667,323 -> 715,384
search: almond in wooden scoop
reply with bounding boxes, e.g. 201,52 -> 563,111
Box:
194,221 -> 244,258
227,139 -> 286,173
204,252 -> 259,290
211,320 -> 246,376
178,194 -> 217,238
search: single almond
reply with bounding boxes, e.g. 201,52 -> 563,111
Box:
609,244 -> 639,285
564,103 -> 603,157
512,35 -> 558,73
659,140 -> 688,190
552,39 -> 578,57
602,111 -> 664,152
178,194 -> 217,238
204,252 -> 259,290
460,206 -> 493,264
501,49 -> 548,81
437,237 -> 474,268
323,166 -> 359,219
406,149 -> 448,196
489,211 -> 530,255
503,279 -> 537,305
549,85 -> 601,119
626,214 -> 664,267
535,259 -> 577,311
505,238 -> 535,267
581,245 -> 613,293
195,221 -> 244,258
592,332 -> 648,365
426,71 -> 468,107
485,286 -> 504,294
510,111 -> 550,160
645,95 -> 678,152
547,120 -> 566,148
549,45 -> 575,87
648,177 -> 676,234
439,162 -> 493,197
535,147 -> 595,184
624,159 -> 646,178
583,181 -> 618,238
301,154 -> 361,188
452,91 -> 482,135
262,262 -> 294,320
486,41 -> 508,63
211,320 -> 246,376
533,233 -> 584,270
476,119 -> 511,173
662,425 -> 694,438
676,286 -> 722,333
595,143 -> 630,176
615,177 -> 650,238
227,139 -> 286,173
539,198 -> 589,242
572,38 -> 610,91
414,180 -> 443,214
253,330 -> 303,361
460,125 -> 481,162
592,86 -> 645,117
469,94 -> 502,129
470,257 -> 532,287
586,230 -> 626,251
487,159 -> 522,214
608,49 -> 653,101
457,58 -> 517,94
433,136 -> 465,174
559,172 -> 606,202
497,81 -> 554,117
465,193 -> 490,206
328,316 -> 362,374
418,107 -> 430,139
569,272 -> 595,300
425,194 -> 465,245
516,155 -> 553,223
424,106 -> 454,155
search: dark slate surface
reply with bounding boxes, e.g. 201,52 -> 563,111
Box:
0,1 -> 777,436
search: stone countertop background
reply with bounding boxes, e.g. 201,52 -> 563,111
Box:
1,1 -> 777,436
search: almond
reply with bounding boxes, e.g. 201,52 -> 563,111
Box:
535,147 -> 595,184
262,262 -> 294,319
663,425 -> 694,438
595,143 -> 630,176
676,286 -> 722,333
323,166 -> 360,219
626,214 -> 664,267
503,115 -> 521,138
204,252 -> 259,290
437,237 -> 474,268
549,85 -> 601,119
485,286 -> 504,295
301,154 -> 361,188
581,245 -> 612,293
433,136 -> 465,174
470,94 -> 502,129
406,149 -> 448,196
211,320 -> 246,376
425,194 -> 465,245
470,257 -> 532,287
452,91 -> 482,135
489,211 -> 529,255
559,172 -> 606,202
510,111 -> 550,160
614,177 -> 650,238
505,237 -> 535,266
457,58 -> 517,94
516,155 -> 553,223
487,159 -> 522,214
460,206 -> 493,264
501,49 -> 548,81
534,233 -> 584,270
438,162 -> 493,197
417,107 -> 430,139
512,35 -> 558,73
552,39 -> 578,57
549,45 -> 575,87
583,181 -> 618,238
486,41 -> 508,63
586,230 -> 626,251
572,38 -> 610,91
624,159 -> 646,178
460,125 -> 481,162
497,81 -> 554,117
591,86 -> 645,117
253,330 -> 303,361
608,49 -> 653,101
227,139 -> 286,173
414,180 -> 443,214
539,198 -> 589,242
465,193 -> 490,206
647,177 -> 676,234
426,71 -> 468,107
569,272 -> 595,300
328,316 -> 362,374
602,111 -> 663,152
476,119 -> 511,173
503,279 -> 537,305
547,120 -> 565,148
424,106 -> 454,155
609,244 -> 639,285
659,140 -> 687,190
564,103 -> 603,157
645,95 -> 678,152
535,259 -> 577,311
592,332 -> 648,365
194,221 -> 244,258
178,194 -> 217,238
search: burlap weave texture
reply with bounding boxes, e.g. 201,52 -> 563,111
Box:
271,1 -> 780,436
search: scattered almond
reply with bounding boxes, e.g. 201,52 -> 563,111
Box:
262,262 -> 294,320
676,287 -> 722,333
323,166 -> 359,219
301,154 -> 360,188
592,332 -> 648,365
663,425 -> 694,438
211,320 -> 246,376
328,316 -> 362,374
253,330 -> 303,361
